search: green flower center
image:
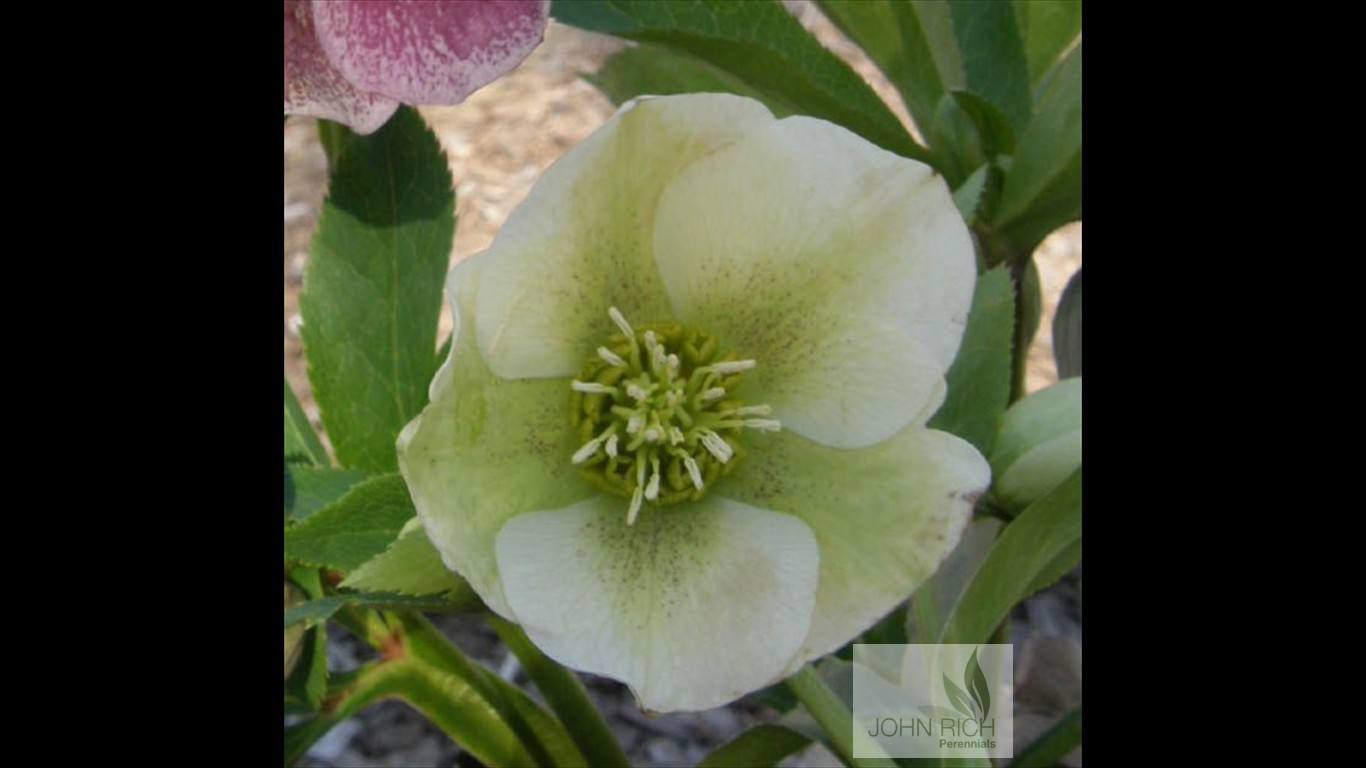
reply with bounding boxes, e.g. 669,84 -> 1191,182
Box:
570,307 -> 781,525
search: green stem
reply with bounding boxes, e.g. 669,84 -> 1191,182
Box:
384,612 -> 564,768
488,614 -> 631,768
330,607 -> 585,767
786,665 -> 896,768
287,659 -> 541,767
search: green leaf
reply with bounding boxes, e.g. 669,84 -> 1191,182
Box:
291,658 -> 543,768
940,469 -> 1081,644
1021,256 -> 1043,367
1026,537 -> 1081,595
390,611 -> 587,768
993,41 -> 1081,251
300,107 -> 455,473
435,332 -> 452,367
587,43 -> 793,116
965,648 -> 991,720
285,379 -> 328,466
285,466 -> 369,522
283,595 -> 349,630
284,568 -> 329,709
284,581 -> 307,680
553,0 -> 929,163
929,266 -> 1015,456
284,591 -> 476,630
990,378 -> 1082,495
906,518 -> 1001,643
283,473 -> 415,573
341,519 -> 476,600
951,89 -> 1017,157
1011,705 -> 1082,767
284,717 -> 333,766
949,0 -> 1033,135
953,164 -> 989,223
1053,267 -> 1082,378
930,91 -> 984,186
1014,0 -> 1082,88
698,724 -> 812,768
488,614 -> 632,768
814,0 -> 963,148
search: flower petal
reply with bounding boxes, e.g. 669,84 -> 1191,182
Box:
397,252 -> 590,616
474,94 -> 776,379
653,116 -> 976,448
284,0 -> 398,135
722,425 -> 989,665
495,495 -> 819,712
310,0 -> 550,106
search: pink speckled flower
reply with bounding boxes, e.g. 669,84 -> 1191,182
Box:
284,0 -> 550,134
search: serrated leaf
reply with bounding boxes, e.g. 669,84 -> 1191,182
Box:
814,0 -> 963,149
698,724 -> 812,768
965,649 -> 991,720
283,473 -> 415,573
929,266 -> 1015,456
587,43 -> 792,116
1014,0 -> 1082,89
951,89 -> 1017,158
341,519 -> 475,599
994,41 -> 1081,251
282,595 -> 349,630
1021,256 -> 1043,361
284,591 -> 476,630
949,0 -> 1033,136
554,0 -> 930,163
930,91 -> 984,186
300,107 -> 455,473
954,164 -> 988,223
1053,267 -> 1081,378
285,466 -> 370,522
285,379 -> 328,466
940,469 -> 1081,645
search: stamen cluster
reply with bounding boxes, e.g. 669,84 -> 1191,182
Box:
570,307 -> 780,524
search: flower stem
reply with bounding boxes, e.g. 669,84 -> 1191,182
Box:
487,614 -> 631,768
330,607 -> 584,767
786,665 -> 897,768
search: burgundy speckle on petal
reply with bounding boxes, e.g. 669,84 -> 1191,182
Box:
284,0 -> 398,134
310,0 -> 550,106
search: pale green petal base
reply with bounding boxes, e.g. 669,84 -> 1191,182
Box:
652,116 -> 976,448
397,254 -> 590,617
722,425 -> 990,665
494,496 -> 820,713
474,94 -> 776,380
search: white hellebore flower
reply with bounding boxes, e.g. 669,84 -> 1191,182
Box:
398,94 -> 990,712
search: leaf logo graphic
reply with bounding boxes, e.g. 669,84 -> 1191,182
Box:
942,649 -> 991,721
